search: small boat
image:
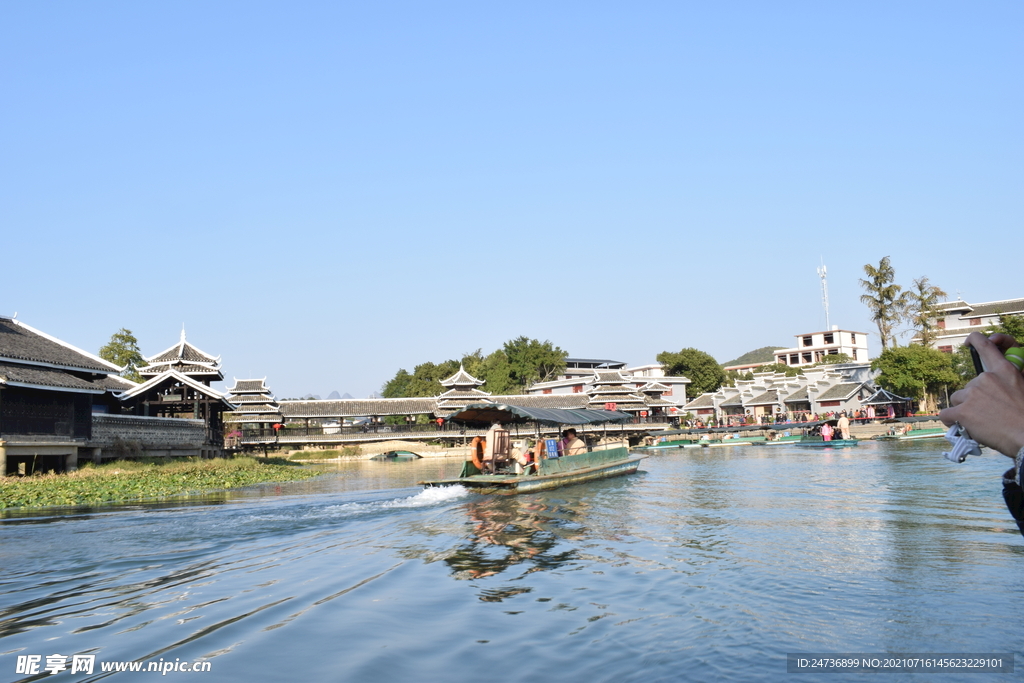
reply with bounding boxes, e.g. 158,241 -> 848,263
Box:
793,436 -> 859,448
370,450 -> 423,461
419,403 -> 644,494
875,427 -> 946,441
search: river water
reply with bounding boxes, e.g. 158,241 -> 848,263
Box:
1,440 -> 1022,682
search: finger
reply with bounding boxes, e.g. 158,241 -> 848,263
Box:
988,333 -> 1021,353
938,406 -> 959,426
948,387 -> 969,406
968,332 -> 1015,372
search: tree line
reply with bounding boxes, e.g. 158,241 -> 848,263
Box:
381,337 -> 567,398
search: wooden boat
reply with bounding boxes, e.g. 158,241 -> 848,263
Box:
875,427 -> 945,441
793,436 -> 859,448
419,403 -> 644,494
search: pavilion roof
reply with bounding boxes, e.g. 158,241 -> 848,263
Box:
146,330 -> 221,365
783,387 -> 810,403
862,388 -> 912,405
227,379 -> 271,394
439,365 -> 485,389
119,369 -> 233,407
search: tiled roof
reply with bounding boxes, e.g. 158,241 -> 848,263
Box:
141,362 -> 222,376
489,394 -> 591,409
683,394 -> 715,409
232,402 -> 281,413
0,318 -> 119,373
437,388 -> 491,399
228,379 -> 269,393
935,299 -> 972,312
640,382 -> 671,392
279,398 -> 437,418
119,369 -> 230,403
0,361 -> 107,393
592,370 -> 629,384
746,390 -> 779,406
783,387 -> 809,402
958,298 -> 1024,318
230,393 -> 277,403
815,382 -> 863,401
863,388 -> 912,404
720,396 -> 746,407
146,332 -> 219,364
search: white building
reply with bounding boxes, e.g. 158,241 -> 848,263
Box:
925,298 -> 1024,352
527,362 -> 691,412
774,326 -> 869,366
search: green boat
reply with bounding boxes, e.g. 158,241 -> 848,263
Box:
370,450 -> 423,461
793,436 -> 860,448
420,403 -> 644,494
875,427 -> 946,441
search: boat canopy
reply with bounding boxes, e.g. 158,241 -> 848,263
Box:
447,403 -> 633,426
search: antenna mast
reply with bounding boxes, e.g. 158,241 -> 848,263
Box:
817,261 -> 830,329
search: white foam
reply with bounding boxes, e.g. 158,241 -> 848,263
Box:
323,485 -> 469,516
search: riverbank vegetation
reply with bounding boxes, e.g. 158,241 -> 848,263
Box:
0,457 -> 320,510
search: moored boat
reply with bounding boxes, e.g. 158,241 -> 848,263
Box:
875,427 -> 945,441
793,436 -> 859,448
419,403 -> 644,494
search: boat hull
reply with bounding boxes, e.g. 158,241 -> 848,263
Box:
420,446 -> 644,494
793,439 -> 859,448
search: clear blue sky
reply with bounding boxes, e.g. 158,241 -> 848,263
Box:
3,2 -> 1021,398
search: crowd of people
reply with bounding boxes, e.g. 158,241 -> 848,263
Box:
684,406 -> 901,430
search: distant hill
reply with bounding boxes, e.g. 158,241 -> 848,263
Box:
720,346 -> 785,367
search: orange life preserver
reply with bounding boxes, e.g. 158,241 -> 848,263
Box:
470,436 -> 487,470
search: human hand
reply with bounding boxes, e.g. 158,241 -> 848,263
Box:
939,332 -> 1024,458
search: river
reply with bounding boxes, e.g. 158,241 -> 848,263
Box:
1,440 -> 1021,682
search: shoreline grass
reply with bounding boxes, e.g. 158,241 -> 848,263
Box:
0,457 -> 321,510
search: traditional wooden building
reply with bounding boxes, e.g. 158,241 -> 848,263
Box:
119,331 -> 234,451
225,379 -> 282,439
434,366 -> 493,416
0,315 -> 133,474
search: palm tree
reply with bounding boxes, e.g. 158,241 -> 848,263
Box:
859,256 -> 908,350
905,276 -> 948,347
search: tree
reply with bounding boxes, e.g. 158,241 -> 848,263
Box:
816,353 -> 852,365
656,348 -> 725,398
99,328 -> 146,383
984,311 -> 1024,341
859,256 -> 908,350
905,276 -> 947,346
503,337 -> 567,388
871,345 -> 958,413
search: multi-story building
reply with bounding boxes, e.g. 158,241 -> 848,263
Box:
925,298 -> 1024,352
773,327 -> 869,366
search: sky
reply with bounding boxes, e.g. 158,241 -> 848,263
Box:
2,2 -> 1021,398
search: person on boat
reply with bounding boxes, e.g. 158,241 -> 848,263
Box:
511,440 -> 536,475
563,428 -> 587,455
837,414 -> 851,440
940,331 -> 1024,537
820,422 -> 834,441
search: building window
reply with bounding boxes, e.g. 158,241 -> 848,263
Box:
828,349 -> 837,355
938,345 -> 953,353
853,350 -> 859,360
572,385 -> 582,393
802,352 -> 812,363
819,400 -> 841,407
851,333 -> 857,343
803,336 -> 812,347
664,388 -> 672,396
970,318 -> 981,326
780,356 -> 788,364
543,389 -> 552,395
937,319 -> 945,329
823,333 -> 834,344
814,351 -> 823,362
790,354 -> 799,364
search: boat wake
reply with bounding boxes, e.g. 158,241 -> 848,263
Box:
323,485 -> 470,516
